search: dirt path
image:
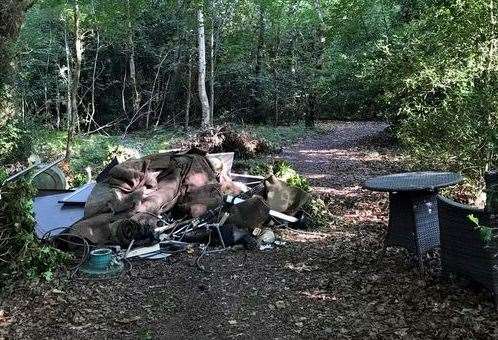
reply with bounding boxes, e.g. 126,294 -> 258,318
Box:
283,121 -> 392,193
2,121 -> 498,339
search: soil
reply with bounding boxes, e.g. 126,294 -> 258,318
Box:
2,121 -> 498,339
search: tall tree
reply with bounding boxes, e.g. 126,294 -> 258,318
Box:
65,0 -> 84,159
126,0 -> 140,116
252,2 -> 265,123
197,6 -> 211,129
209,13 -> 215,124
0,0 -> 36,119
305,0 -> 326,128
185,51 -> 193,128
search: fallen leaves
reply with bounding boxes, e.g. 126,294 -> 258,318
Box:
2,122 -> 498,339
0,310 -> 13,328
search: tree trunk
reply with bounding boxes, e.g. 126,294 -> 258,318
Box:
122,69 -> 127,115
253,4 -> 265,123
155,42 -> 182,128
66,0 -> 83,160
197,8 -> 211,129
87,29 -> 100,133
21,92 -> 25,122
306,0 -> 326,128
44,29 -> 52,119
148,51 -> 169,128
87,0 -> 101,133
209,16 -> 215,124
0,0 -> 36,121
55,79 -> 61,129
185,52 -> 193,129
63,25 -> 73,159
154,73 -> 171,128
127,0 -> 140,118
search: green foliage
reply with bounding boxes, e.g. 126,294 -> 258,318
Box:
468,214 -> 495,243
0,120 -> 33,165
235,158 -> 271,176
4,0 -> 498,189
273,160 -> 310,192
31,127 -> 185,186
304,195 -> 334,230
364,0 -> 498,179
0,179 -> 70,288
271,160 -> 334,229
248,123 -> 324,149
12,0 -> 388,129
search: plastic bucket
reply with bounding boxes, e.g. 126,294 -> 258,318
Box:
87,248 -> 112,271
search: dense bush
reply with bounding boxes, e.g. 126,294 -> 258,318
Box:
0,120 -> 33,165
0,178 -> 69,289
367,0 -> 498,180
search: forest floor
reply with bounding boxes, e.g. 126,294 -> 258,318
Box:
2,121 -> 498,339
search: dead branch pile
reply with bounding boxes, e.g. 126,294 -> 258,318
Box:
181,125 -> 273,158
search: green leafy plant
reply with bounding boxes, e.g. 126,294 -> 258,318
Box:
0,120 -> 33,165
303,195 -> 334,230
272,160 -> 333,229
273,160 -> 310,192
0,179 -> 70,289
468,214 -> 495,243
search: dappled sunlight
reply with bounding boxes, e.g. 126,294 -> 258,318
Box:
343,204 -> 387,224
312,185 -> 365,197
301,290 -> 338,302
279,228 -> 332,243
285,262 -> 319,272
306,174 -> 331,180
1,0 -> 495,332
280,122 -> 397,230
297,148 -> 400,163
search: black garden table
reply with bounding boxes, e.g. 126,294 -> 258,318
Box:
364,171 -> 463,267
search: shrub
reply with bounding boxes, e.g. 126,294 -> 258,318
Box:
273,160 -> 310,192
0,179 -> 69,289
367,0 -> 498,181
303,195 -> 334,230
0,120 -> 33,165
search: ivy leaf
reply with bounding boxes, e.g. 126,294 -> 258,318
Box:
468,214 -> 479,226
42,270 -> 54,281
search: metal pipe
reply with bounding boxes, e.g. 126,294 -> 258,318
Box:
1,162 -> 41,186
31,156 -> 65,179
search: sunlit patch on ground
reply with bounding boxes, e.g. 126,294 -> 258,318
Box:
301,289 -> 337,301
285,262 -> 320,272
279,228 -> 332,243
3,122 -> 498,339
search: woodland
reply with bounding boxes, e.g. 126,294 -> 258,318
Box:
1,0 -> 498,178
2,0 -> 498,338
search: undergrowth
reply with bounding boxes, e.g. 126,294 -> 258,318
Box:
30,124 -> 314,188
247,123 -> 324,152
0,175 -> 70,290
273,161 -> 333,229
31,128 -> 186,187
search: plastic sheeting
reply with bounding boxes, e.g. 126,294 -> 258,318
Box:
34,190 -> 85,238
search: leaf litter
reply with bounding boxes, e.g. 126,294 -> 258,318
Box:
2,121 -> 498,339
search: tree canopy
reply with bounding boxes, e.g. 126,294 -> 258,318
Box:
1,0 -> 498,178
